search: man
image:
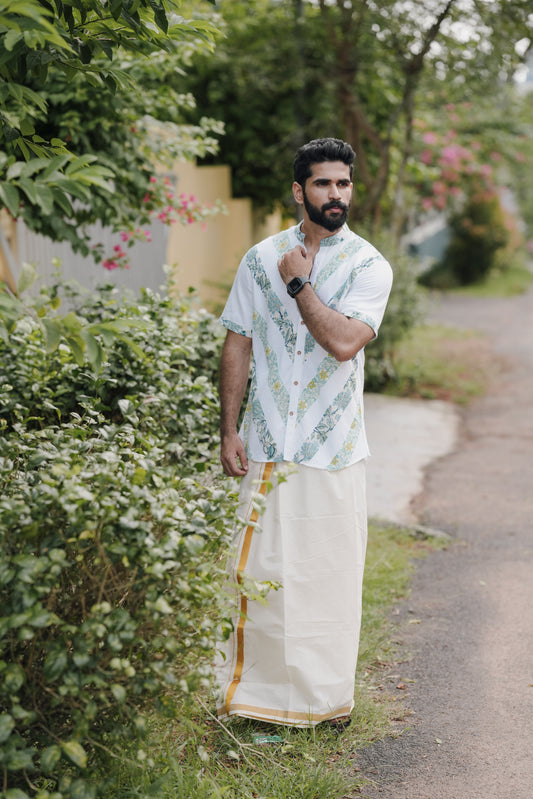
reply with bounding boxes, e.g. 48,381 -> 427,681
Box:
216,138 -> 393,729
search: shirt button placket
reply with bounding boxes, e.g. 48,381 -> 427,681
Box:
285,322 -> 306,457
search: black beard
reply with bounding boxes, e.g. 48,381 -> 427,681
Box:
302,192 -> 349,232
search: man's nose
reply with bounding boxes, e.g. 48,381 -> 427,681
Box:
329,183 -> 341,199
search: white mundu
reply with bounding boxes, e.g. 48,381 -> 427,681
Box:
215,459 -> 367,726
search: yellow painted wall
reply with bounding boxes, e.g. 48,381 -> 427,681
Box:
0,211 -> 17,291
167,161 -> 283,311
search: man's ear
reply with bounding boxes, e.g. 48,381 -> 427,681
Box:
292,181 -> 304,205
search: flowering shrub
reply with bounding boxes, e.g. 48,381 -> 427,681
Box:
412,103 -> 523,286
413,105 -> 500,214
95,175 -> 224,271
0,281 -> 236,799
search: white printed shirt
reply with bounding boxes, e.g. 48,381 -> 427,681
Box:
220,222 -> 393,470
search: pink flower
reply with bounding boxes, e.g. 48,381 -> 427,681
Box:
423,132 -> 438,145
103,259 -> 119,271
149,176 -> 157,184
422,197 -> 434,211
420,149 -> 433,165
120,231 -> 130,242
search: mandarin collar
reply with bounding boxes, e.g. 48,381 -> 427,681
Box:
295,221 -> 348,247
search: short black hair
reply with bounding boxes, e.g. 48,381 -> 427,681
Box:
293,138 -> 355,186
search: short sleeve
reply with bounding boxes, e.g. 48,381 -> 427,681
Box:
219,250 -> 255,337
339,252 -> 393,338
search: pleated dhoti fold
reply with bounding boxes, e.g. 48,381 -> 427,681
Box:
215,459 -> 368,727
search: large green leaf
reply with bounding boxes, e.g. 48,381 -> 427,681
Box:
17,262 -> 36,294
61,740 -> 88,769
42,317 -> 63,352
33,182 -> 54,213
0,181 -> 20,215
0,713 -> 15,743
40,744 -> 62,773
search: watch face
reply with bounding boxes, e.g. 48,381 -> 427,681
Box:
287,277 -> 311,297
287,277 -> 305,297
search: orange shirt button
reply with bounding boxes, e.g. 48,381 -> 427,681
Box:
294,381 -> 298,386
297,350 -> 302,355
289,411 -> 294,416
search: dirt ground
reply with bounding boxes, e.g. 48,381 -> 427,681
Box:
355,287 -> 533,798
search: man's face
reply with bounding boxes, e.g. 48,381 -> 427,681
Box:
298,161 -> 353,232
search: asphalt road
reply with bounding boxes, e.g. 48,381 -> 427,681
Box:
355,286 -> 533,798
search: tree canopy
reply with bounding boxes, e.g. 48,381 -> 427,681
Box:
0,0 -> 220,253
181,0 -> 533,230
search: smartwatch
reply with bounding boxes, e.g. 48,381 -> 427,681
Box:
287,276 -> 312,298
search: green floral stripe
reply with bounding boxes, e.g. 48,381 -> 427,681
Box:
328,407 -> 363,470
348,311 -> 377,333
272,230 -> 293,254
221,318 -> 249,337
304,332 -> 315,356
292,371 -> 359,463
313,239 -> 365,292
254,313 -> 290,420
250,387 -> 282,461
247,248 -> 296,357
296,355 -> 341,423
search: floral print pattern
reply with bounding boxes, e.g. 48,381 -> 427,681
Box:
220,223 -> 393,469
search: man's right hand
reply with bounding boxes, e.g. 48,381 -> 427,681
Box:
220,431 -> 249,477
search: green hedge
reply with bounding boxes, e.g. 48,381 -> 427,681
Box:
0,282 -> 236,799
364,243 -> 423,391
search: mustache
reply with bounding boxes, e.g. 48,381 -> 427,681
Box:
323,200 -> 349,212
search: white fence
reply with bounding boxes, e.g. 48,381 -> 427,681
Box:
14,217 -> 170,297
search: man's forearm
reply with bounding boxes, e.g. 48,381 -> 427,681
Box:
295,284 -> 374,362
219,331 -> 252,476
219,332 -> 252,434
278,245 -> 374,362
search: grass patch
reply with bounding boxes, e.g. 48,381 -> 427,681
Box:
99,524 -> 442,798
385,323 -> 495,404
450,263 -> 533,298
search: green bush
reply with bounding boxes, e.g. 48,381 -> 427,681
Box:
0,281 -> 236,799
364,243 -> 424,391
420,185 -> 509,288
